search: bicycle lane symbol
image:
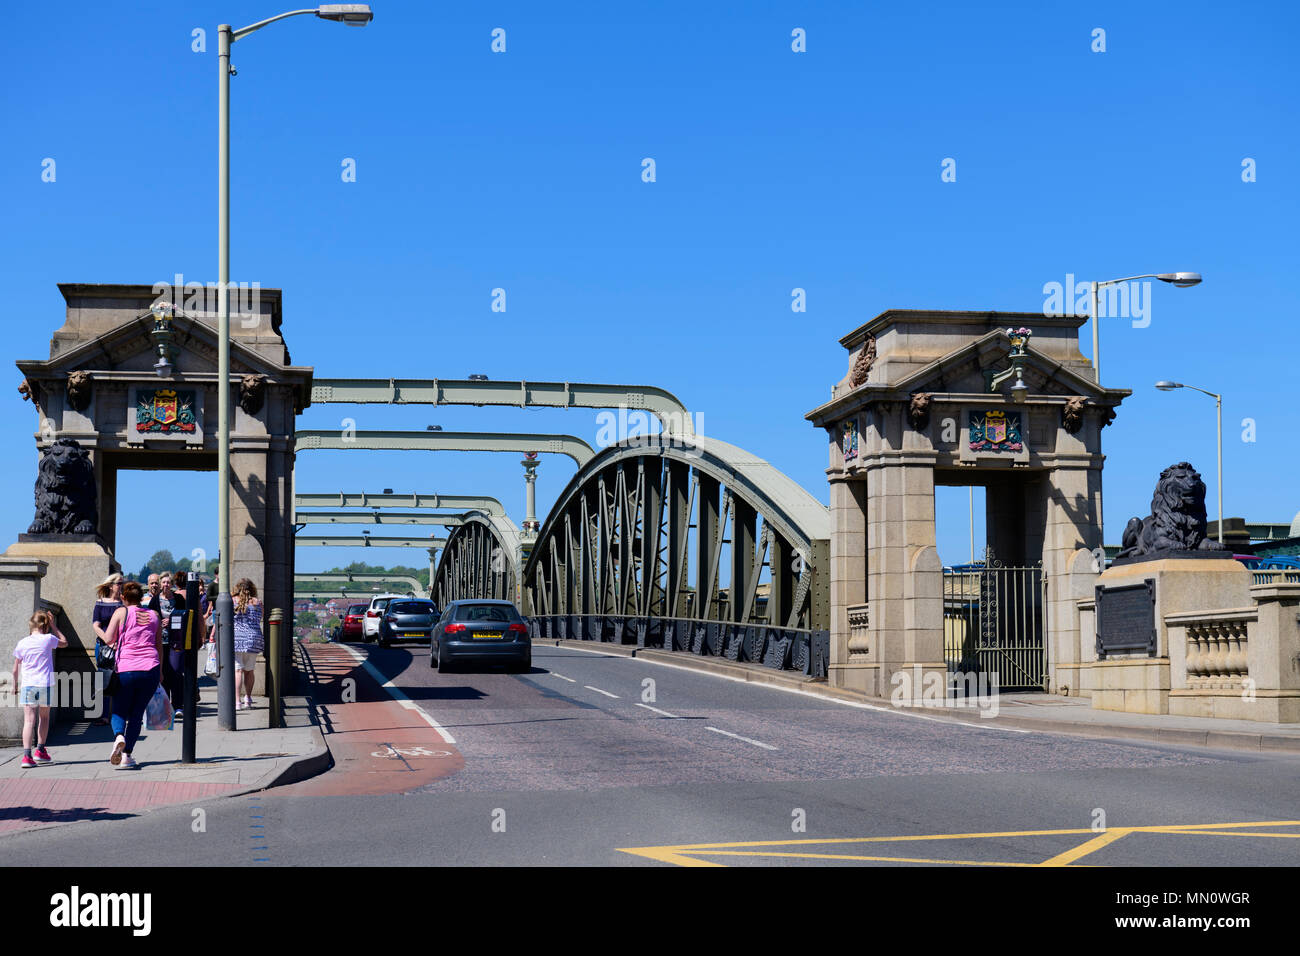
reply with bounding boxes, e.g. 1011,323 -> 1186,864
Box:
372,745 -> 455,759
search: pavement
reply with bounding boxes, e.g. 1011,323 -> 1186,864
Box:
0,647 -> 329,837
545,638 -> 1300,754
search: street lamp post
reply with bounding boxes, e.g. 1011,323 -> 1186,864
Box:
1089,272 -> 1202,383
216,3 -> 372,730
1155,381 -> 1224,545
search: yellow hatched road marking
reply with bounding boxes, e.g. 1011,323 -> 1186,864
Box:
618,820 -> 1300,867
687,850 -> 1043,866
1038,828 -> 1133,867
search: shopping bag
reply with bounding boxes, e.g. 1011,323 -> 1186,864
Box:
204,642 -> 219,677
145,684 -> 173,731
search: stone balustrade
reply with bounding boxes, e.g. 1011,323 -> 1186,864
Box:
847,602 -> 870,658
1167,608 -> 1255,692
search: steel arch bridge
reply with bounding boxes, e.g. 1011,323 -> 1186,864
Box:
522,436 -> 831,674
430,511 -> 525,608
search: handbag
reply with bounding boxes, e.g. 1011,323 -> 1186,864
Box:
95,638 -> 115,669
104,666 -> 121,697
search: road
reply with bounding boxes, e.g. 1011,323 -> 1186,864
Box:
4,642 -> 1300,866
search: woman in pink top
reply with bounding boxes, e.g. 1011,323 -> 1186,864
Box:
101,580 -> 161,770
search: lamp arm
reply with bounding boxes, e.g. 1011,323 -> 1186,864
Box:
233,8 -> 320,40
1096,274 -> 1161,287
1179,383 -> 1221,401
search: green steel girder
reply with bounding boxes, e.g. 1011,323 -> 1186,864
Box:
295,429 -> 594,467
295,511 -> 469,528
295,572 -> 425,593
295,534 -> 448,549
294,492 -> 506,515
311,378 -> 695,437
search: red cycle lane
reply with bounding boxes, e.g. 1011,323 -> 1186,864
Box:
287,642 -> 465,796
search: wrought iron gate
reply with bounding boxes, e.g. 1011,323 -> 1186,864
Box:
942,551 -> 1046,692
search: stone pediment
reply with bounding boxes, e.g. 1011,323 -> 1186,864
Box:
809,327 -> 1128,428
884,330 -> 1119,401
17,309 -> 313,414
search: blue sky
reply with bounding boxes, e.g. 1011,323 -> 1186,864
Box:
2,0 -> 1297,576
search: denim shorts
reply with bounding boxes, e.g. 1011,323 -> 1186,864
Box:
21,685 -> 53,706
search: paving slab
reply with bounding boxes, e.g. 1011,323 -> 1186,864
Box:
0,679 -> 328,837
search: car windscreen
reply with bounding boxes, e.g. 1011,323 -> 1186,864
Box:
347,605 -> 366,615
454,604 -> 520,623
389,601 -> 434,615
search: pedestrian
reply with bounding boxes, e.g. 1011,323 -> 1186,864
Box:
150,571 -> 187,719
11,610 -> 67,768
232,578 -> 263,710
100,580 -> 162,770
91,572 -> 124,726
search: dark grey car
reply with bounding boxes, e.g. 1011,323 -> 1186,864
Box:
429,600 -> 531,673
378,598 -> 439,648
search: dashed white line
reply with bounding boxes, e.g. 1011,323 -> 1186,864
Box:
551,644 -> 1028,733
706,726 -> 777,750
550,672 -> 577,683
336,644 -> 456,744
584,685 -> 620,699
635,702 -> 679,718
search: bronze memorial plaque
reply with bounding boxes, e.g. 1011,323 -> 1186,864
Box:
1095,579 -> 1157,659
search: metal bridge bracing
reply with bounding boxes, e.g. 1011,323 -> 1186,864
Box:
311,378 -> 695,437
295,572 -> 426,595
431,511 -> 525,608
522,436 -> 830,633
294,492 -> 506,516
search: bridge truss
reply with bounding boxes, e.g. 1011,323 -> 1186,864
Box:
430,511 -> 525,608
523,436 -> 830,675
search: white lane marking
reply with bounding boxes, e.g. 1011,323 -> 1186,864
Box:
635,702 -> 679,719
336,644 -> 456,744
550,672 -> 577,683
584,685 -> 620,699
707,726 -> 777,750
549,645 -> 1028,734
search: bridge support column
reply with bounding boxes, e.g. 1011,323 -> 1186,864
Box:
829,476 -> 869,690
865,459 -> 945,699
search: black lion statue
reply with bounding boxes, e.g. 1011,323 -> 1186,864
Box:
27,439 -> 98,535
1117,462 -> 1227,559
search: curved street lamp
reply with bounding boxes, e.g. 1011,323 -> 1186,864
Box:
1090,272 -> 1201,383
1155,380 -> 1223,544
215,5 -> 373,730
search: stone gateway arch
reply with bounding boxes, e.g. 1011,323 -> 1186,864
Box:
1,284 -> 311,734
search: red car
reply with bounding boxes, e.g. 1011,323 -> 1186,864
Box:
341,603 -> 367,641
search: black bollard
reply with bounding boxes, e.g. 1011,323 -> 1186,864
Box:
216,592 -> 235,730
182,578 -> 200,763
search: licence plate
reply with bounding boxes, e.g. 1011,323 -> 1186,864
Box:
471,631 -> 501,640
403,632 -> 423,637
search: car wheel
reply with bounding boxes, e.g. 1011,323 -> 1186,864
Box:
436,650 -> 450,674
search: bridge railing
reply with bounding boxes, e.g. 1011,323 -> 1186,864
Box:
1252,569 -> 1300,585
528,613 -> 829,679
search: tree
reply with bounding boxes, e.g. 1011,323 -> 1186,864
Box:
137,548 -> 178,580
297,610 -> 320,628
